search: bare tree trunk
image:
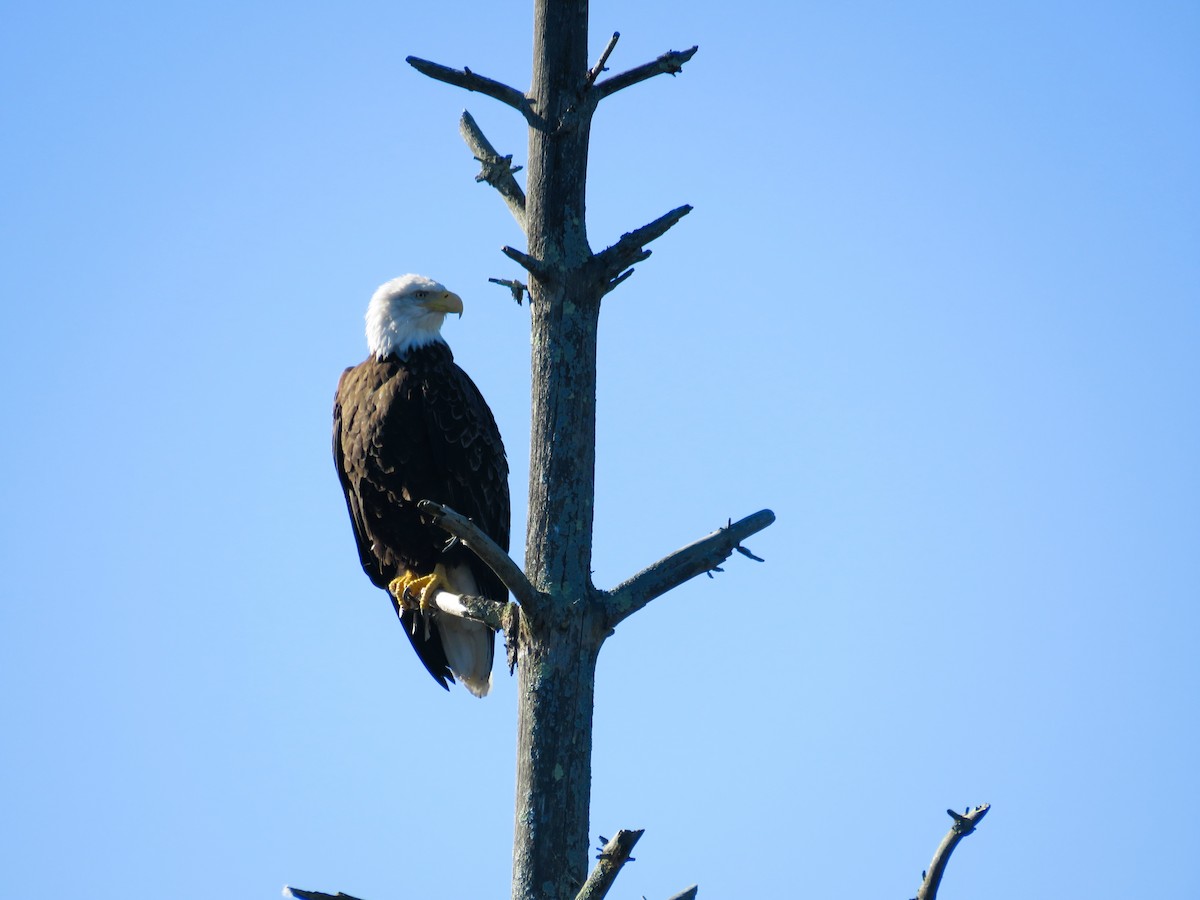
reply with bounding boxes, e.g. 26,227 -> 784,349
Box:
514,3 -> 603,898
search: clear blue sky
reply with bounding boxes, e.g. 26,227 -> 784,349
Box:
2,2 -> 1197,898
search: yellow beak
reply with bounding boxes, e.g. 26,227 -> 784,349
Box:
422,290 -> 464,317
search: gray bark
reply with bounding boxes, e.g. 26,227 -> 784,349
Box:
514,3 -> 602,896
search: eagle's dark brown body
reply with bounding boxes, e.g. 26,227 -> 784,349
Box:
333,340 -> 510,691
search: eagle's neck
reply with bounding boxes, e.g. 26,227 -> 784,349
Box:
376,338 -> 454,368
366,299 -> 448,359
371,329 -> 446,360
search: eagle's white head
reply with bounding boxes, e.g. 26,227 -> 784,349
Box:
365,274 -> 464,359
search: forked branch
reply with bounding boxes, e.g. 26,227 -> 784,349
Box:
590,205 -> 693,290
575,830 -> 643,900
501,245 -> 550,280
417,499 -> 540,609
603,509 -> 775,628
459,110 -> 527,230
406,56 -> 533,121
593,46 -> 699,102
914,804 -> 991,900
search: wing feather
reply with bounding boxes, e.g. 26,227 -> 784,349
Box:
333,345 -> 509,691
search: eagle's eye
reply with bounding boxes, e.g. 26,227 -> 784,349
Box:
414,290 -> 429,299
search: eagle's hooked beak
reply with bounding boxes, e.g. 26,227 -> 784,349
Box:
423,290 -> 464,318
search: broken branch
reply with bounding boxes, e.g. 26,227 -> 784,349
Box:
425,590 -> 516,632
501,245 -> 549,280
914,804 -> 991,900
590,204 -> 692,287
575,829 -> 643,900
602,509 -> 775,628
601,268 -> 635,295
459,110 -> 527,230
593,46 -> 699,101
586,32 -> 621,87
489,277 -> 529,304
406,56 -> 532,120
417,499 -> 540,609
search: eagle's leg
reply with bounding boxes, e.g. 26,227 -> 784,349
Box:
388,570 -> 455,640
387,571 -> 450,613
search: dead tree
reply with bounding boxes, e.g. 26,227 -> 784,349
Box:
404,3 -> 771,898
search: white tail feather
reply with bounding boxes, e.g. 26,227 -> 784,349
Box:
431,564 -> 495,697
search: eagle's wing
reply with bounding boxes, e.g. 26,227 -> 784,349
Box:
333,367 -> 381,582
417,359 -> 511,605
334,362 -> 457,690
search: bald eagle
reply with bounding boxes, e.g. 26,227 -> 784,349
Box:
333,275 -> 510,696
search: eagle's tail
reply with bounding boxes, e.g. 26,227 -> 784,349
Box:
437,614 -> 494,697
432,563 -> 495,697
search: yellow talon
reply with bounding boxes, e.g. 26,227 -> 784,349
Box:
387,571 -> 446,611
